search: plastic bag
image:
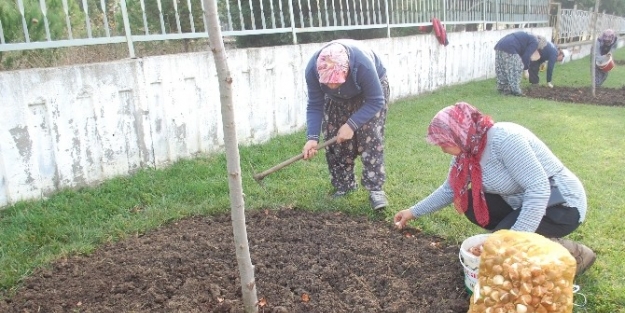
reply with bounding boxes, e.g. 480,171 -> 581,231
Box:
467,229 -> 576,313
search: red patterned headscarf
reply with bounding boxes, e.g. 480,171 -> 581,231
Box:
316,43 -> 349,84
426,102 -> 494,227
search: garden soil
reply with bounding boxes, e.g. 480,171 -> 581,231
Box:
1,209 -> 470,313
524,85 -> 625,106
1,83 -> 623,313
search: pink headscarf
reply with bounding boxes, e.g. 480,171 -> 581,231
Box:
316,43 -> 349,84
427,102 -> 494,227
600,29 -> 616,45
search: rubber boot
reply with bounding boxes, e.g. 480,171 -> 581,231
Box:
551,238 -> 597,276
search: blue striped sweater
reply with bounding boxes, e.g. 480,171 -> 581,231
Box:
410,122 -> 587,232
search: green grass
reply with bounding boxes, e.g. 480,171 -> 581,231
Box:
2,48 -> 625,312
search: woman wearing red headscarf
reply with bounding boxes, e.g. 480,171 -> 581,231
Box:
393,102 -> 595,276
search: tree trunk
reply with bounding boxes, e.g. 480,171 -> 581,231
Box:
202,1 -> 259,312
591,0 -> 601,97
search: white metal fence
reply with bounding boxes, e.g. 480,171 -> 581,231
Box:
553,8 -> 625,45
2,1 -> 625,57
1,0 -> 551,57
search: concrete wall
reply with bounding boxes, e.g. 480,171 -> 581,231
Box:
0,28 -> 555,208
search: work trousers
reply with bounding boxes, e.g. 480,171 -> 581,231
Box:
322,77 -> 390,193
495,50 -> 523,95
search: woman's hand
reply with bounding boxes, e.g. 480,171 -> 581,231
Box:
393,209 -> 415,229
302,140 -> 319,160
336,124 -> 354,143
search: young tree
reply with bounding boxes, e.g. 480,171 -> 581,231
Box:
591,0 -> 601,97
202,0 -> 259,312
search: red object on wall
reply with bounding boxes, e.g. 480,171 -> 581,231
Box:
431,18 -> 449,46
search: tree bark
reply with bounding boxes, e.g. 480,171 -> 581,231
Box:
202,1 -> 259,312
591,0 -> 601,97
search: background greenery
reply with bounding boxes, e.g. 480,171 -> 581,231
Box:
2,0 -> 622,70
1,46 -> 624,312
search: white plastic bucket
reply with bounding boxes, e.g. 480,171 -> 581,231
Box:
459,234 -> 490,294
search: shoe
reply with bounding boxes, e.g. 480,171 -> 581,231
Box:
332,187 -> 357,199
369,190 -> 388,210
551,238 -> 597,275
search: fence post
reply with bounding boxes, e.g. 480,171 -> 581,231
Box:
288,0 -> 298,44
0,20 -> 4,44
496,0 -> 499,29
119,0 -> 136,58
483,0 -> 486,31
385,0 -> 390,38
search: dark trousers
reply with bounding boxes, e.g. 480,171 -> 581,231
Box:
464,192 -> 580,238
528,60 -> 542,84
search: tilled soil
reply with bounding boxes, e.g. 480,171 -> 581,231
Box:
0,209 -> 470,313
525,85 -> 625,106
525,58 -> 624,106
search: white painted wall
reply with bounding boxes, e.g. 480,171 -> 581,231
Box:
0,28 -> 560,207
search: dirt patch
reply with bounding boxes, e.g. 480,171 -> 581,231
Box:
0,209 -> 470,313
525,85 -> 625,106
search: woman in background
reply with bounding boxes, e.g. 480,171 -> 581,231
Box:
594,29 -> 618,87
528,35 -> 565,88
493,31 -> 539,96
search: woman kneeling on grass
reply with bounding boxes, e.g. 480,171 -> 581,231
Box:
394,102 -> 596,276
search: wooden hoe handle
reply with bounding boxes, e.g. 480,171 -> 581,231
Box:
253,137 -> 338,182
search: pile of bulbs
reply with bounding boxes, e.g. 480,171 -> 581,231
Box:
467,230 -> 576,313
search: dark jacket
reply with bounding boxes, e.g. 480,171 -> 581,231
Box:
305,39 -> 387,141
533,42 -> 558,83
494,32 -> 539,70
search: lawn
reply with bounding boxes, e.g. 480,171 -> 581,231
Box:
1,46 -> 624,312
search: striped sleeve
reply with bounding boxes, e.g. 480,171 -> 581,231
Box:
409,177 -> 455,218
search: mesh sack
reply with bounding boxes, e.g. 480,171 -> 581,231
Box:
467,229 -> 576,313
